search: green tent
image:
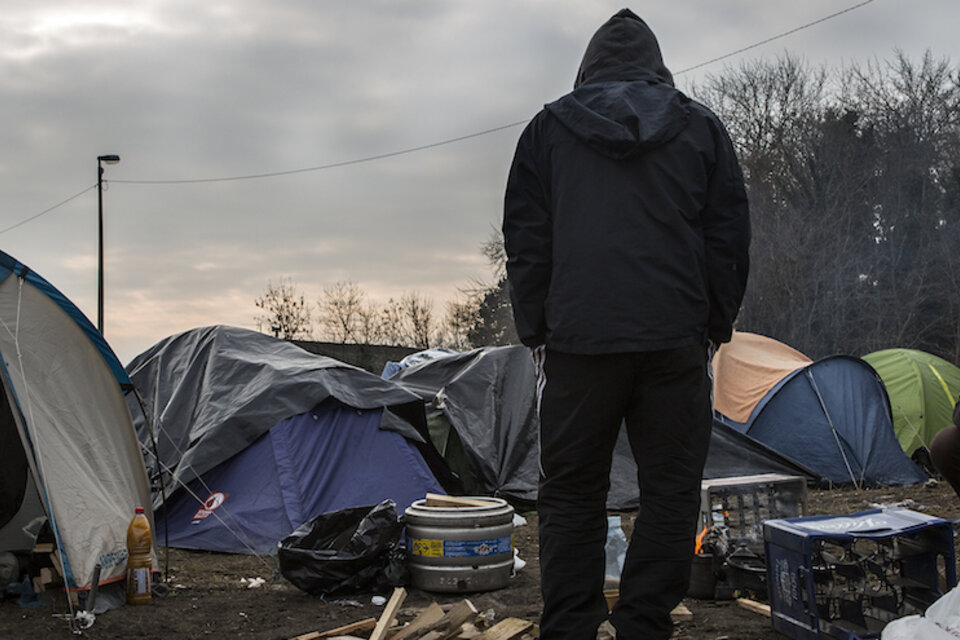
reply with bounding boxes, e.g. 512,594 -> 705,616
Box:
862,348 -> 960,456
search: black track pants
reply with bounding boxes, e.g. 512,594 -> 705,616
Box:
534,346 -> 712,640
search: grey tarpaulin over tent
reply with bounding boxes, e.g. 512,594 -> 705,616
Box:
126,325 -> 458,512
385,346 -> 817,510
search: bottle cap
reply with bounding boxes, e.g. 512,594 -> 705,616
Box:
135,506 -> 145,514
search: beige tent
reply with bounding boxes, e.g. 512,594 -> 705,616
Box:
712,331 -> 812,423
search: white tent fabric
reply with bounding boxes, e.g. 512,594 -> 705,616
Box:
0,267 -> 153,592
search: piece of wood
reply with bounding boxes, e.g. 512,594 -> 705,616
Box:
39,567 -> 62,586
435,599 -> 479,639
370,588 -> 408,640
48,552 -> 64,578
32,543 -> 54,554
289,617 -> 377,640
456,622 -> 481,639
736,598 -> 771,618
424,494 -> 496,508
670,603 -> 693,622
402,599 -> 478,640
603,588 -> 619,611
470,618 -> 533,640
391,602 -> 446,640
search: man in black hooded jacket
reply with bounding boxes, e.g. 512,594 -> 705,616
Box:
503,10 -> 750,640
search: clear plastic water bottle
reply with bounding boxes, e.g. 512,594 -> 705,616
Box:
604,515 -> 628,587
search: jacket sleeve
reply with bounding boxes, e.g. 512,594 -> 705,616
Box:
503,118 -> 552,347
702,117 -> 751,345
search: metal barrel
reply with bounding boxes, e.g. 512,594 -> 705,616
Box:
404,497 -> 515,593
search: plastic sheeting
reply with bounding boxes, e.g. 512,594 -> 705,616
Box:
126,325 -> 438,508
387,346 -> 540,503
278,500 -> 407,596
388,345 -> 817,510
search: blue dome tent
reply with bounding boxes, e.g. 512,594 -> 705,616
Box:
718,355 -> 927,487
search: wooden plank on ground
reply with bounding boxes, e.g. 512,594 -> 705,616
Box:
470,618 -> 533,640
670,603 -> 693,622
456,622 -> 481,639
391,602 -> 446,640
370,588 -> 408,640
424,494 -> 496,508
289,618 -> 377,640
404,599 -> 478,640
736,598 -> 771,617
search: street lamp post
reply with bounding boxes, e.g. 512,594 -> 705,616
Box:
97,154 -> 120,335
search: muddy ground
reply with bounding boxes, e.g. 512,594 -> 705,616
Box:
2,481 -> 958,640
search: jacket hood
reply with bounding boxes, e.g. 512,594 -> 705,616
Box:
575,9 -> 673,89
545,9 -> 688,159
545,80 -> 690,159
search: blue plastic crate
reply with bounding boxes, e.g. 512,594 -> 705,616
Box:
764,508 -> 956,640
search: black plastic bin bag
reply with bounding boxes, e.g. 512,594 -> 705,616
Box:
278,500 -> 407,595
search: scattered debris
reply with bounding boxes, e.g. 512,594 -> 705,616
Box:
736,598 -> 771,618
74,610 -> 96,630
287,585 -> 698,640
869,498 -> 923,511
240,577 -> 266,589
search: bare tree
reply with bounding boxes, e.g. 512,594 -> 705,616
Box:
440,295 -> 480,349
378,298 -> 407,346
254,278 -> 313,340
401,292 -> 435,348
691,51 -> 960,360
317,281 -> 365,343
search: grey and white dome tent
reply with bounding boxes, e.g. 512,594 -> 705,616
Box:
0,249 -> 154,611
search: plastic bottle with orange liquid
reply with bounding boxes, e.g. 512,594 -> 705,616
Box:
126,506 -> 152,605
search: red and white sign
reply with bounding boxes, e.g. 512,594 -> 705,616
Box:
191,491 -> 229,523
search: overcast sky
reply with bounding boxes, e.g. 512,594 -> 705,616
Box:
2,0 -> 958,364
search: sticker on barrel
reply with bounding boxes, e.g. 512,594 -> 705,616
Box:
407,535 -> 511,557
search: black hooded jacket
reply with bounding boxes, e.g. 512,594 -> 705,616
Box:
503,9 -> 750,353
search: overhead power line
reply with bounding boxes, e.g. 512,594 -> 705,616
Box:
674,0 -> 876,75
114,120 -> 528,185
0,185 -> 96,235
115,0 -> 880,186
3,0 -> 878,233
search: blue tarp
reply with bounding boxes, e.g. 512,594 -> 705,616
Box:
158,398 -> 442,554
719,356 -> 927,487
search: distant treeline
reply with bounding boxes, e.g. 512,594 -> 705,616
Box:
692,52 -> 960,362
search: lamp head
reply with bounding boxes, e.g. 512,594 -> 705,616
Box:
98,154 -> 120,164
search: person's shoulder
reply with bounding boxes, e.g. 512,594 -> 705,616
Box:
683,96 -> 723,124
681,96 -> 736,142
